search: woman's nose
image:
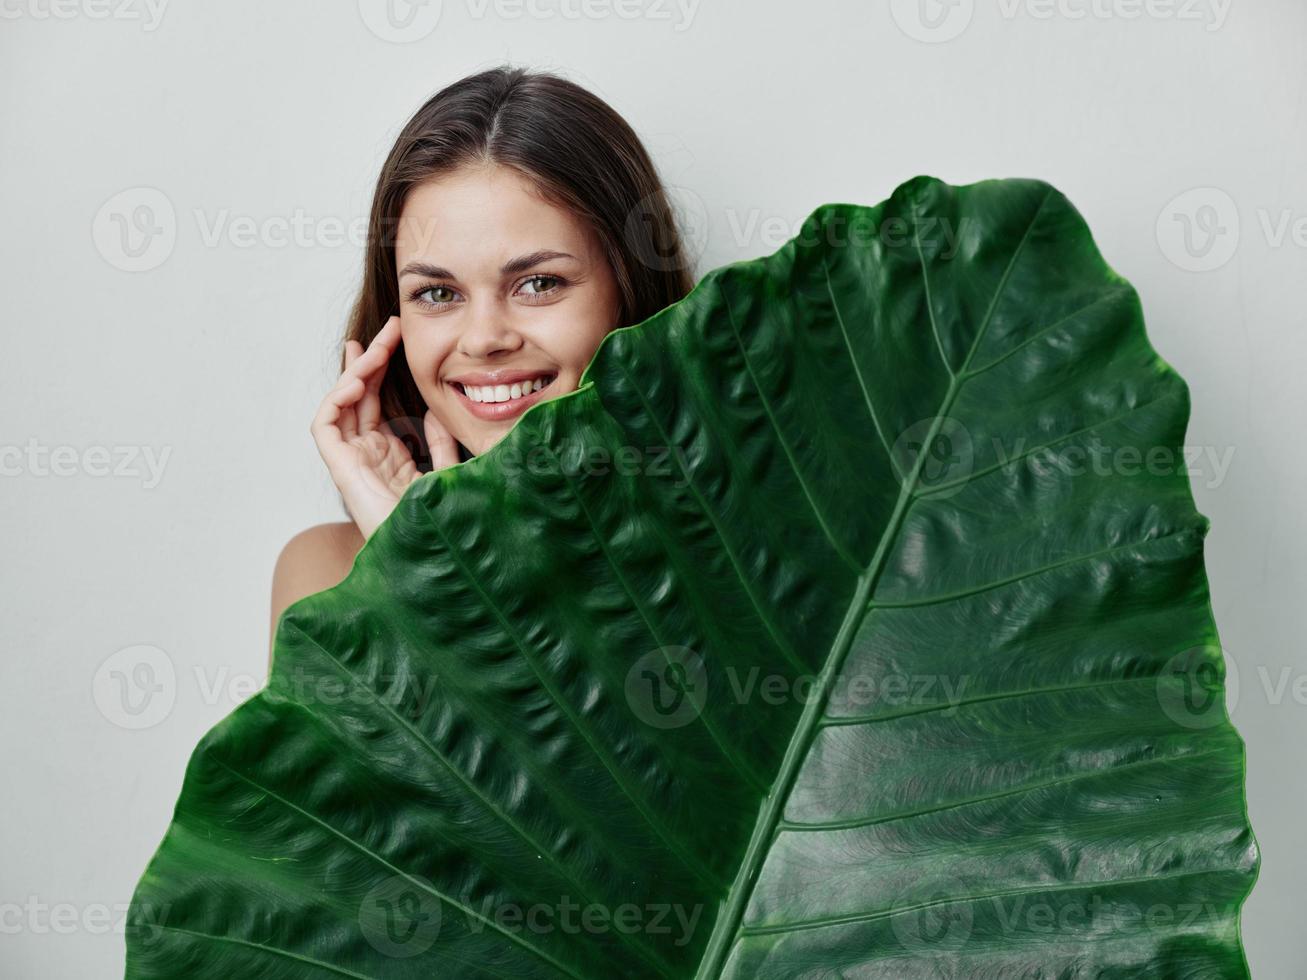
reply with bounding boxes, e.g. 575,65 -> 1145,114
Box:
457,306 -> 523,359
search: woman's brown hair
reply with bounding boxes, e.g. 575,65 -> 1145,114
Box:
344,64 -> 695,469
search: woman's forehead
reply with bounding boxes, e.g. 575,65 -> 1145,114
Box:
395,164 -> 593,268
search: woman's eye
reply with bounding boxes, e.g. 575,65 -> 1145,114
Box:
519,274 -> 561,296
418,285 -> 457,305
411,276 -> 560,308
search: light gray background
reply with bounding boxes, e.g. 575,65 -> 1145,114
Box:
2,1 -> 1301,976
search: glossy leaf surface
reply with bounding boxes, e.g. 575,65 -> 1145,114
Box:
127,176 -> 1257,979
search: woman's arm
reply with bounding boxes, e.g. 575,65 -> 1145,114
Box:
268,521 -> 365,670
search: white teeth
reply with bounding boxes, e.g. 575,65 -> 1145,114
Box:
459,376 -> 553,404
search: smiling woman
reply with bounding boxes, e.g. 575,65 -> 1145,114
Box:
393,168 -> 620,451
269,65 -> 695,653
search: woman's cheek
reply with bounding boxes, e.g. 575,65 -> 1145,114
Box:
401,334 -> 442,390
537,307 -> 598,374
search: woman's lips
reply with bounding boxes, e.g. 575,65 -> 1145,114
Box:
449,376 -> 556,421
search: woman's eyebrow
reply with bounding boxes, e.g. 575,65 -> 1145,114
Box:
398,250 -> 575,281
501,249 -> 575,276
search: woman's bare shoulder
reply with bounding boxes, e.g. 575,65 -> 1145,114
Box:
269,521 -> 365,645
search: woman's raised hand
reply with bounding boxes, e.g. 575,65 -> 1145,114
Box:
310,316 -> 460,539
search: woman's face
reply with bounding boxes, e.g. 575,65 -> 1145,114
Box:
393,162 -> 622,457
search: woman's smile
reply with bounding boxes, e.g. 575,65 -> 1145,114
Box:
445,367 -> 560,422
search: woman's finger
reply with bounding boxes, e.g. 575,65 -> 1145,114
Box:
314,320 -> 401,477
332,341 -> 368,439
357,345 -> 388,432
347,319 -> 399,433
423,408 -> 461,472
310,376 -> 365,458
319,374 -> 364,442
337,386 -> 360,442
343,316 -> 401,385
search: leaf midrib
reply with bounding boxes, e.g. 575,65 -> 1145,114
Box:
693,187 -> 1054,977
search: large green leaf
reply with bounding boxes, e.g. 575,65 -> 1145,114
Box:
126,175 -> 1257,978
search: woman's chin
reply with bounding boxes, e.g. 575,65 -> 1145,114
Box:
458,426 -> 509,459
